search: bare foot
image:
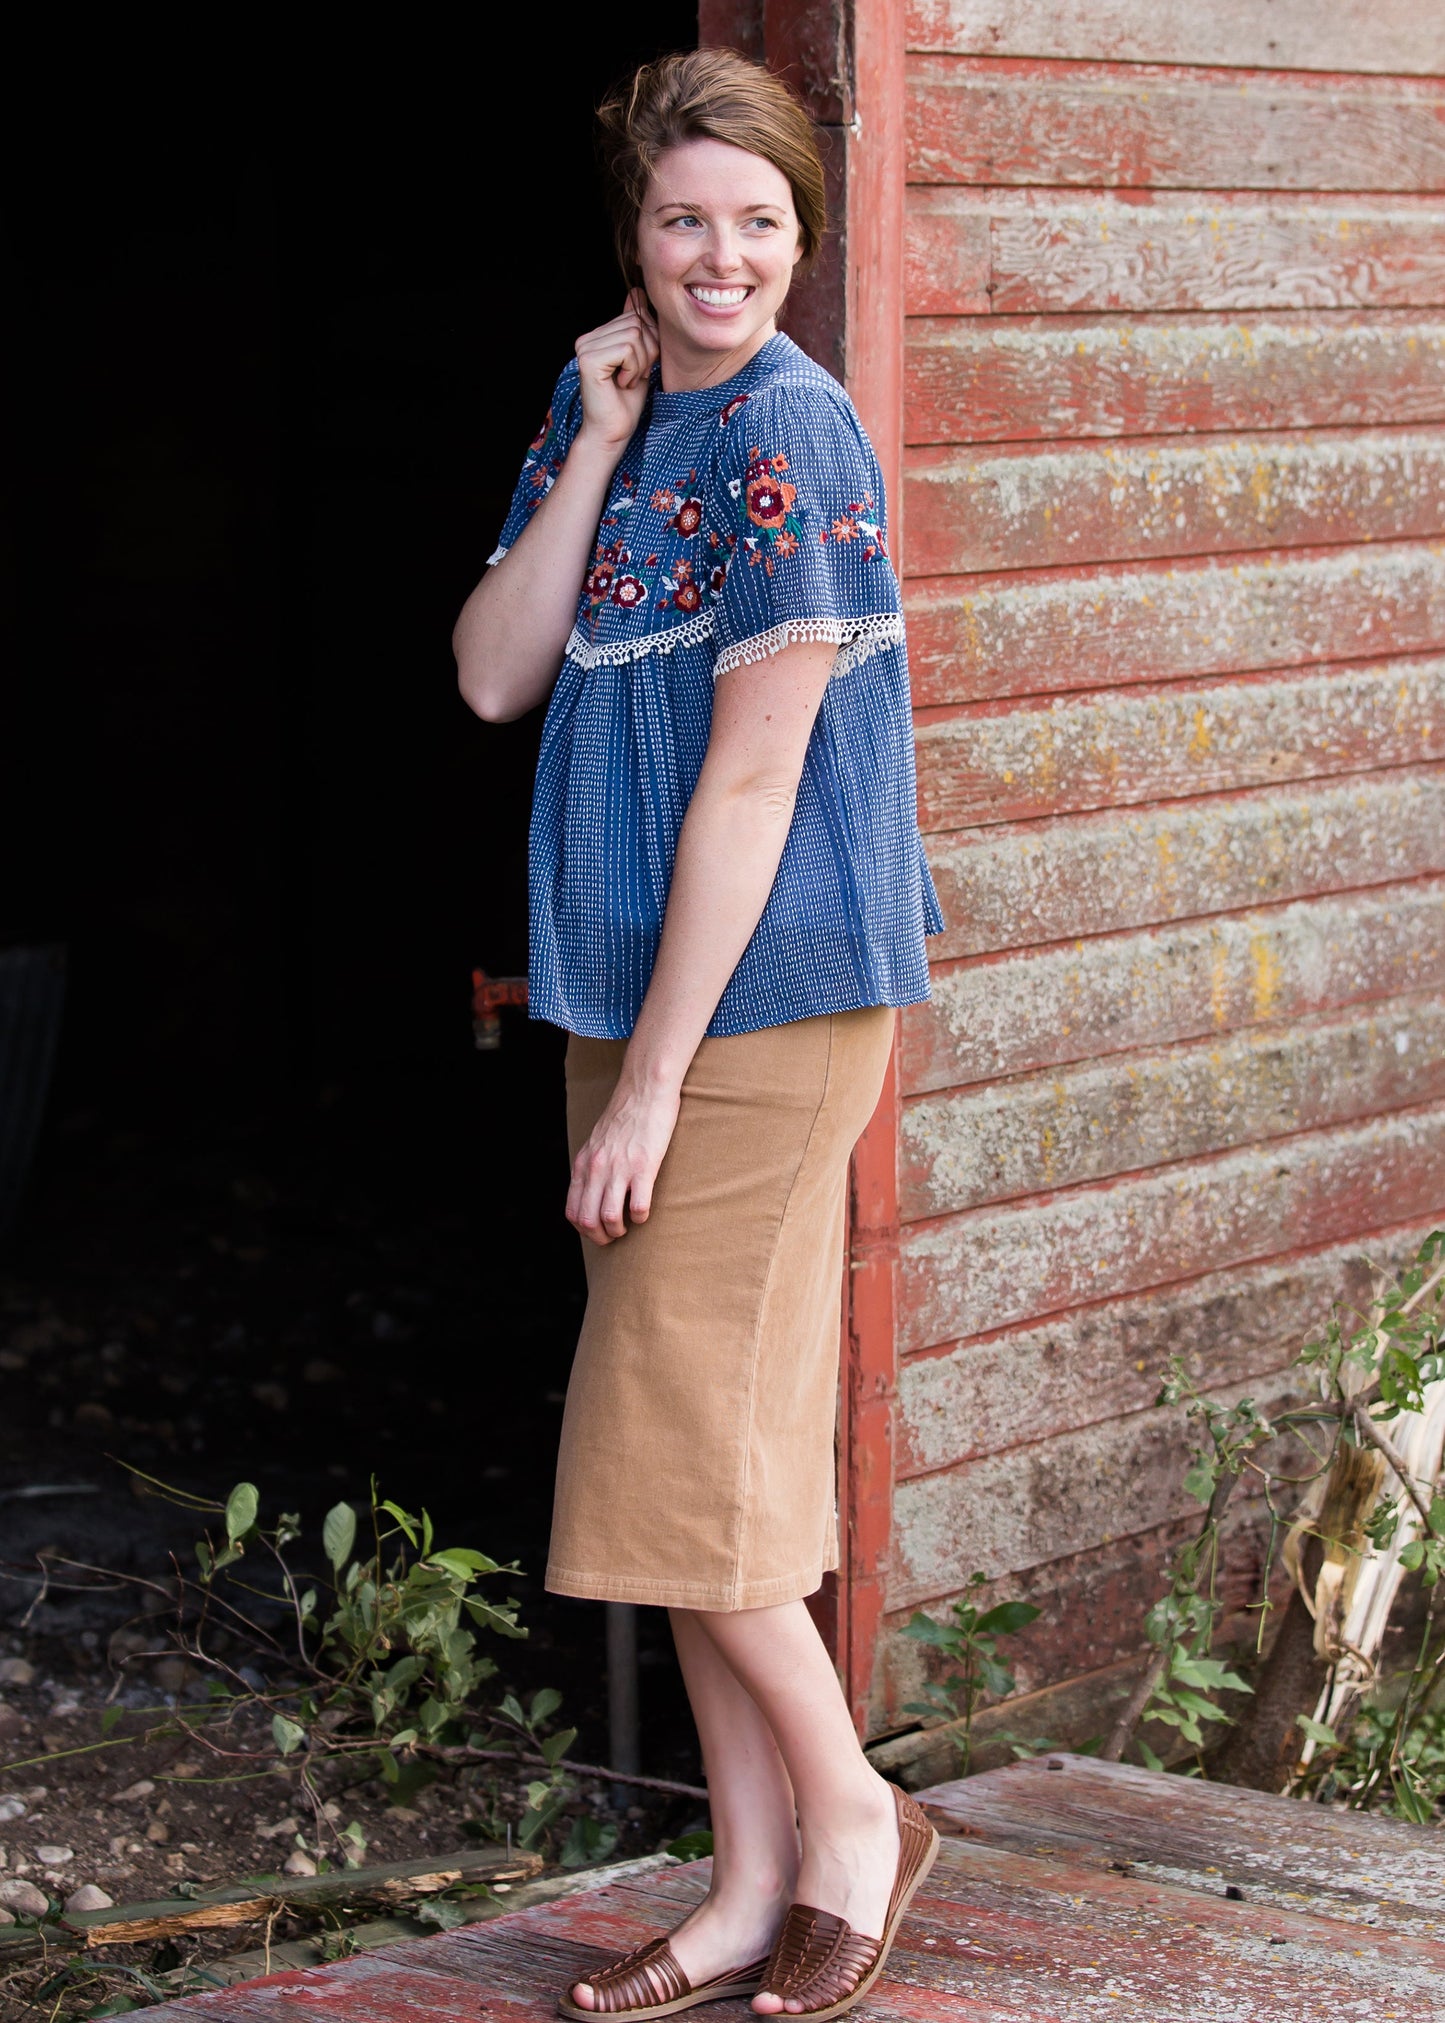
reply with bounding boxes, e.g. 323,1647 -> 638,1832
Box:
569,1882 -> 791,2012
751,1775 -> 899,2015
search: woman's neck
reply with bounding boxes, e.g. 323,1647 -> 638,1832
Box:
658,319 -> 778,394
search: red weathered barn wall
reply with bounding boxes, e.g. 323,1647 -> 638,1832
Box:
883,0 -> 1445,1748
701,0 -> 1445,1748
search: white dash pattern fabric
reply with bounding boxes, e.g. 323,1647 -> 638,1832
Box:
489,331 -> 944,1038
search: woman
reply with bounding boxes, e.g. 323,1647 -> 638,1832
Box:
454,48 -> 943,2023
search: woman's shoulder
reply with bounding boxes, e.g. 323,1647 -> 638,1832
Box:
723,338 -> 875,463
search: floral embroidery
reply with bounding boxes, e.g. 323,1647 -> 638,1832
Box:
518,403 -> 567,508
719,392 -> 750,427
821,495 -> 889,562
651,474 -> 705,539
723,448 -> 806,577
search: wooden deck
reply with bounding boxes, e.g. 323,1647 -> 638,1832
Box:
144,1755 -> 1445,2021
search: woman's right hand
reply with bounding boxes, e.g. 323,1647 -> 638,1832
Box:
574,290 -> 660,451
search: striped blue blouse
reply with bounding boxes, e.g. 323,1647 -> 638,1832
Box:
489,330 -> 944,1038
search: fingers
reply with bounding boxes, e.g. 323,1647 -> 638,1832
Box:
565,1144 -> 659,1246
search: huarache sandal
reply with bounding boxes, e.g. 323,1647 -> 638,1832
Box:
753,1782 -> 940,2021
556,1935 -> 774,2019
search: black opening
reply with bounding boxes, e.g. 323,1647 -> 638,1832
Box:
3,10 -> 699,1779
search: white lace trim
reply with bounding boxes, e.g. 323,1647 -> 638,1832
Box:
486,544 -> 508,566
563,611 -> 717,668
712,612 -> 906,679
560,609 -> 906,676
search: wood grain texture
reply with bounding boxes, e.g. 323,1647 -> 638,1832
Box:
904,540 -> 1445,708
920,1753 -> 1445,1942
904,0 -> 1445,75
906,189 -> 1445,315
905,314 -> 1445,447
924,767 -> 1445,961
887,1491 -> 1287,1690
896,1221 -> 1433,1474
907,58 -> 1445,192
890,1364 -> 1305,1612
897,1102 -> 1445,1351
869,1650 -> 1154,1777
914,657 -> 1445,833
904,426 -> 1445,578
902,991 -> 1445,1218
905,880 -> 1445,1093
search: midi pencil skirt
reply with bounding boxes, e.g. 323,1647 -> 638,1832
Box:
545,1004 -> 895,1612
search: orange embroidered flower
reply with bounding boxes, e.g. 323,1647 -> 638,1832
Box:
832,517 -> 859,542
747,472 -> 796,529
651,489 -> 677,513
770,454 -> 789,473
773,530 -> 799,558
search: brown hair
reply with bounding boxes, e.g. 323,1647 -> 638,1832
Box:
595,49 -> 827,289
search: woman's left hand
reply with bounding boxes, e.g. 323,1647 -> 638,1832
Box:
567,1078 -> 681,1246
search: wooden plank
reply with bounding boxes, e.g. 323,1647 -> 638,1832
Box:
897,1102 -> 1445,1351
906,189 -> 1445,315
897,1220 -> 1434,1474
868,1651 -> 1156,1777
905,880 -> 1445,1094
903,992 -> 1445,1219
920,1753 -> 1445,1942
904,426 -> 1445,579
886,1493 -> 1286,1691
904,540 -> 1445,708
891,1366 -> 1304,1612
904,314 -> 1445,447
924,767 -> 1445,961
914,658 -> 1445,833
904,0 -> 1445,74
907,58 -> 1445,192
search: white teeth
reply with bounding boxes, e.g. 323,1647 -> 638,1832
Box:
688,286 -> 750,306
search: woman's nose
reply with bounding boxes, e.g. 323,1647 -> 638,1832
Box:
701,230 -> 743,274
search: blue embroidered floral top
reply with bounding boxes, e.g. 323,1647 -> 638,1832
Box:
489,330 -> 944,1039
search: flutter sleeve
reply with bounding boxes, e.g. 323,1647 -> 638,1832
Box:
705,380 -> 905,678
487,358 -> 584,565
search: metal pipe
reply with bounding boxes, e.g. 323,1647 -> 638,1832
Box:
605,1601 -> 640,1809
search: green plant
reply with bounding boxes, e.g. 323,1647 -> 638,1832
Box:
899,1572 -> 1040,1774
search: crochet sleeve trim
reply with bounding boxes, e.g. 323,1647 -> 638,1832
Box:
712,612 -> 905,680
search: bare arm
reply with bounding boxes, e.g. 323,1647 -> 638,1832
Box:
454,295 -> 660,723
567,638 -> 839,1245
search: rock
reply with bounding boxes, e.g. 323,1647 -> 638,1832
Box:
0,1878 -> 49,1917
179,1842 -> 201,1856
151,1657 -> 190,1693
144,1822 -> 169,1844
0,1907 -> 13,1926
282,1850 -> 317,1876
108,1779 -> 155,1804
0,1702 -> 24,1740
256,1815 -> 299,1841
64,1883 -> 114,1913
0,1798 -> 25,1823
49,1699 -> 81,1718
73,1401 -> 113,1428
0,1660 -> 35,1687
35,1846 -> 73,1865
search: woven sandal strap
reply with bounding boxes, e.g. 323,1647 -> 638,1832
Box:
883,1785 -> 937,1931
587,1936 -> 690,2013
763,1902 -> 880,2006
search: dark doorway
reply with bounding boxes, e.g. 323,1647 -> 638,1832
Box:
3,11 -> 698,1778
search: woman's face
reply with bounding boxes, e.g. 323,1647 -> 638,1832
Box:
635,138 -> 804,387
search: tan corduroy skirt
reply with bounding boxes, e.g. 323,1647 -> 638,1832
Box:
545,1004 -> 895,1612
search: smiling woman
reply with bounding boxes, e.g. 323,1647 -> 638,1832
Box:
451,48 -> 941,2023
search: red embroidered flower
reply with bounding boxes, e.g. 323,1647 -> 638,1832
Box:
611,575 -> 647,608
585,563 -> 615,599
672,580 -> 702,612
671,496 -> 703,537
746,473 -> 796,530
709,564 -> 727,594
529,407 -> 554,452
719,393 -> 750,427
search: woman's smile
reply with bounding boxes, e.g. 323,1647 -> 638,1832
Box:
686,283 -> 754,310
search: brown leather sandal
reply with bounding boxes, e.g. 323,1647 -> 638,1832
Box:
753,1783 -> 940,2021
556,1935 -> 774,2019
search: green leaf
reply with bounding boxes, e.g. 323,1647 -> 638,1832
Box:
974,1601 -> 1041,1636
899,1611 -> 955,1649
380,1500 -> 420,1545
665,1830 -> 715,1862
271,1714 -> 307,1756
539,1727 -> 578,1767
529,1687 -> 564,1724
323,1501 -> 357,1572
225,1481 -> 260,1544
416,1898 -> 467,1930
195,1539 -> 214,1578
1400,1540 -> 1426,1572
464,1597 -> 527,1638
1136,1738 -> 1165,1772
428,1548 -> 501,1579
100,1706 -> 123,1736
1183,1460 -> 1218,1504
560,1816 -> 619,1869
298,1587 -> 318,1622
1296,1716 -> 1339,1747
